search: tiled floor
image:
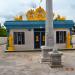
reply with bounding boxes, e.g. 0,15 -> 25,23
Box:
0,45 -> 75,75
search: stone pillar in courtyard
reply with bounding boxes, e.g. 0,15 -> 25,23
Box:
41,0 -> 63,67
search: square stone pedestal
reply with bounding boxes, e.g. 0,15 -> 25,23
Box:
49,51 -> 63,68
41,46 -> 52,62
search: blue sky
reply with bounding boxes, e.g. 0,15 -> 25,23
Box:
0,0 -> 75,23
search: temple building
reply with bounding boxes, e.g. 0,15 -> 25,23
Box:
4,7 -> 75,51
4,20 -> 74,51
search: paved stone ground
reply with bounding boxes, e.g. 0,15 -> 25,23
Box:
0,45 -> 75,75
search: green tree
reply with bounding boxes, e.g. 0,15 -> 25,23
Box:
0,26 -> 7,37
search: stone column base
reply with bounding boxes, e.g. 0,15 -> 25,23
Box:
41,57 -> 51,62
41,46 -> 52,62
49,51 -> 63,68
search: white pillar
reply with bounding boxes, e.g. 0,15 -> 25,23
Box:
41,0 -> 63,66
41,0 -> 54,62
45,0 -> 54,48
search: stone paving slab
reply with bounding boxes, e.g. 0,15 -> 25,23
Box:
0,45 -> 75,75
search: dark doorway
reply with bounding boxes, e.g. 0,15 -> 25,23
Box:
34,28 -> 45,49
34,32 -> 40,48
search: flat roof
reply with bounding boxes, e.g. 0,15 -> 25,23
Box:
4,20 -> 74,29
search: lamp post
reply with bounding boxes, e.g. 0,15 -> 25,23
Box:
41,0 -> 63,67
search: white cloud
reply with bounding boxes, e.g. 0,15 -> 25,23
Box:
0,0 -> 75,23
53,0 -> 75,20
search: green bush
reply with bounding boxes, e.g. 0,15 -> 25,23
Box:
0,28 -> 7,37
